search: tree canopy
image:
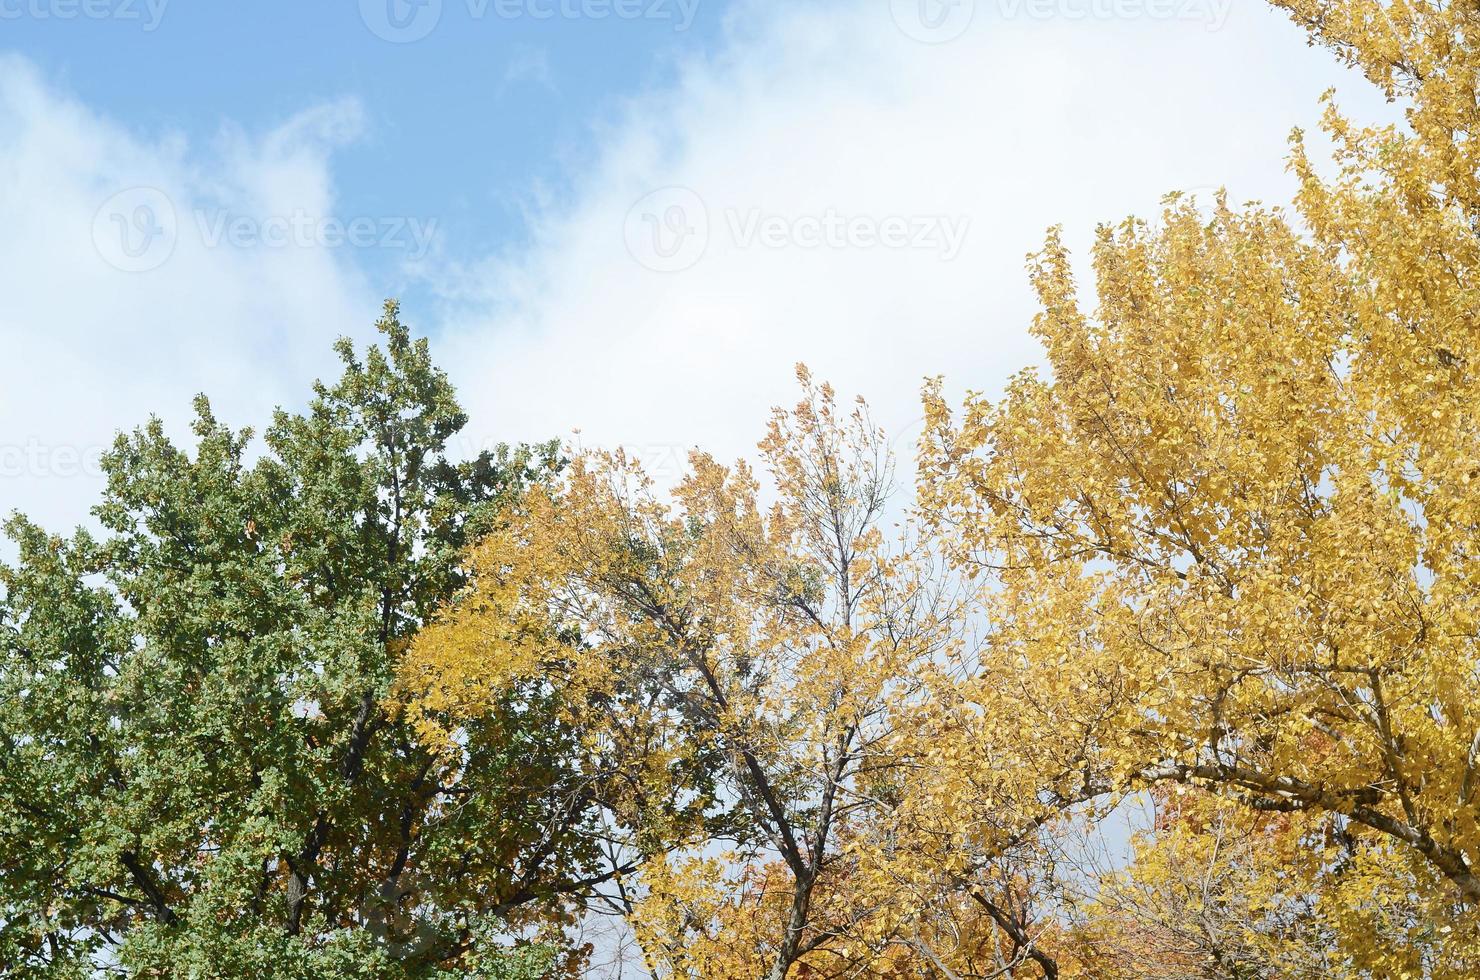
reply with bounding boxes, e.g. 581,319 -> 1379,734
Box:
0,304 -> 604,978
9,1 -> 1480,976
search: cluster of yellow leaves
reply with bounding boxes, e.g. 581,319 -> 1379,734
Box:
915,0 -> 1480,972
1060,793 -> 1326,978
400,372 -> 1014,978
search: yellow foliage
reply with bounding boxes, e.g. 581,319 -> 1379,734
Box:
397,3 -> 1480,974
401,373 -> 1009,977
918,0 -> 1480,971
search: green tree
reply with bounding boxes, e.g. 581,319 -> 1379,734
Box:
0,303 -> 613,978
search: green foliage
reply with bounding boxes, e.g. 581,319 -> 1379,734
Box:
0,302 -> 582,978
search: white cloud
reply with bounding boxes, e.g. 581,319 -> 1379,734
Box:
431,0 -> 1397,486
0,56 -> 375,535
0,1 -> 1403,540
501,45 -> 557,94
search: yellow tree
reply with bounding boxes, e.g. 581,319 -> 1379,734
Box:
1056,792 -> 1342,978
919,0 -> 1480,971
399,371 -> 972,979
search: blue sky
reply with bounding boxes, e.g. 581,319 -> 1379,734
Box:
1,0 -> 1399,549
6,0 -> 725,306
